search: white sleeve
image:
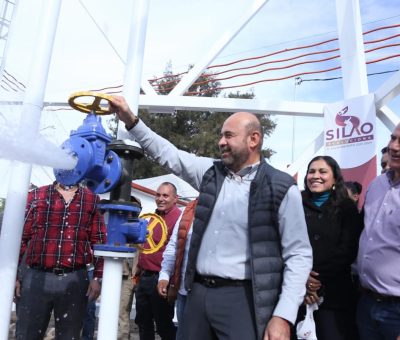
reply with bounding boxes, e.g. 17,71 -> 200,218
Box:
272,185 -> 313,324
158,215 -> 181,282
129,120 -> 214,191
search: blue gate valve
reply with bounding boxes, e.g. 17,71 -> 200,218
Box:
96,203 -> 148,253
54,113 -> 122,194
53,92 -> 165,254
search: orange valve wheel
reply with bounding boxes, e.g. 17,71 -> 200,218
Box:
68,91 -> 113,115
137,213 -> 168,255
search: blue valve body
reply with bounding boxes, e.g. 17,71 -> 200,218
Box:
54,114 -> 122,194
94,203 -> 148,253
55,110 -> 147,254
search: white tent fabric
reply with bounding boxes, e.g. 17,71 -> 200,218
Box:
134,173 -> 198,200
131,174 -> 199,214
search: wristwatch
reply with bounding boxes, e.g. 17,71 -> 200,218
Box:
125,116 -> 140,130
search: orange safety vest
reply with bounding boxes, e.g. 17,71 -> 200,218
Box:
170,199 -> 197,290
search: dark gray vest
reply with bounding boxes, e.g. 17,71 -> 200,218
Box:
185,159 -> 295,339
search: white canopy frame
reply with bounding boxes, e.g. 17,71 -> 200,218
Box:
0,0 -> 400,339
36,0 -> 400,176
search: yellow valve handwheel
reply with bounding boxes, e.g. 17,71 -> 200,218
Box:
68,91 -> 113,115
137,213 -> 168,255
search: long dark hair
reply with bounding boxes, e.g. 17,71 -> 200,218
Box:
344,181 -> 362,195
303,155 -> 349,204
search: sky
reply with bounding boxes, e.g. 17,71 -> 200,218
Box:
1,0 -> 400,193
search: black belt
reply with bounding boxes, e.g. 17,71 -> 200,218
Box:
195,273 -> 250,288
30,265 -> 86,276
361,287 -> 400,303
141,269 -> 159,277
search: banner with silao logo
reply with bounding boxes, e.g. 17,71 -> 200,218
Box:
323,94 -> 377,205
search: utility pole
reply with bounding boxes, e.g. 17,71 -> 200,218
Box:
291,76 -> 302,163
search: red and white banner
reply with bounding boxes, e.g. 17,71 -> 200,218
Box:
324,94 -> 377,205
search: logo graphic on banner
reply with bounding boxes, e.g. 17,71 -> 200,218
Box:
335,106 -> 359,129
324,94 -> 376,168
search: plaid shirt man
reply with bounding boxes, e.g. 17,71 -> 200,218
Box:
20,183 -> 107,278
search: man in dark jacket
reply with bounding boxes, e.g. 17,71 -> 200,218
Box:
109,96 -> 312,340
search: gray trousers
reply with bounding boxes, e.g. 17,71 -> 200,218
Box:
181,282 -> 257,340
16,267 -> 89,340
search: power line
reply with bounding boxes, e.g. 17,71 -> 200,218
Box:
299,69 -> 399,83
148,23 -> 400,94
212,15 -> 400,63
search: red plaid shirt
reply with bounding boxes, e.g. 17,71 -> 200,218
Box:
20,184 -> 107,278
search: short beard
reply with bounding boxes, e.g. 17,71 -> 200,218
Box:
221,150 -> 250,172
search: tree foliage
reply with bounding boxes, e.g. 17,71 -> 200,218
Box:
110,64 -> 276,179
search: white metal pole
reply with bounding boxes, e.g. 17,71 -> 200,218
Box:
97,1 -> 150,339
335,0 -> 368,98
291,77 -> 301,164
0,1 -> 62,339
374,61 -> 400,131
377,106 -> 400,132
0,0 -> 20,79
96,254 -> 126,340
117,0 -> 150,141
169,0 -> 269,96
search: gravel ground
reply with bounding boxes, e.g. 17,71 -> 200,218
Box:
8,311 -> 161,340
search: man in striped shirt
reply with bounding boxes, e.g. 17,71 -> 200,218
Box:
15,181 -> 107,339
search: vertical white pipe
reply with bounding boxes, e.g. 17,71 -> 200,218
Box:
117,0 -> 150,140
335,0 -> 368,98
0,2 -> 62,339
97,257 -> 124,340
97,1 -> 150,339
